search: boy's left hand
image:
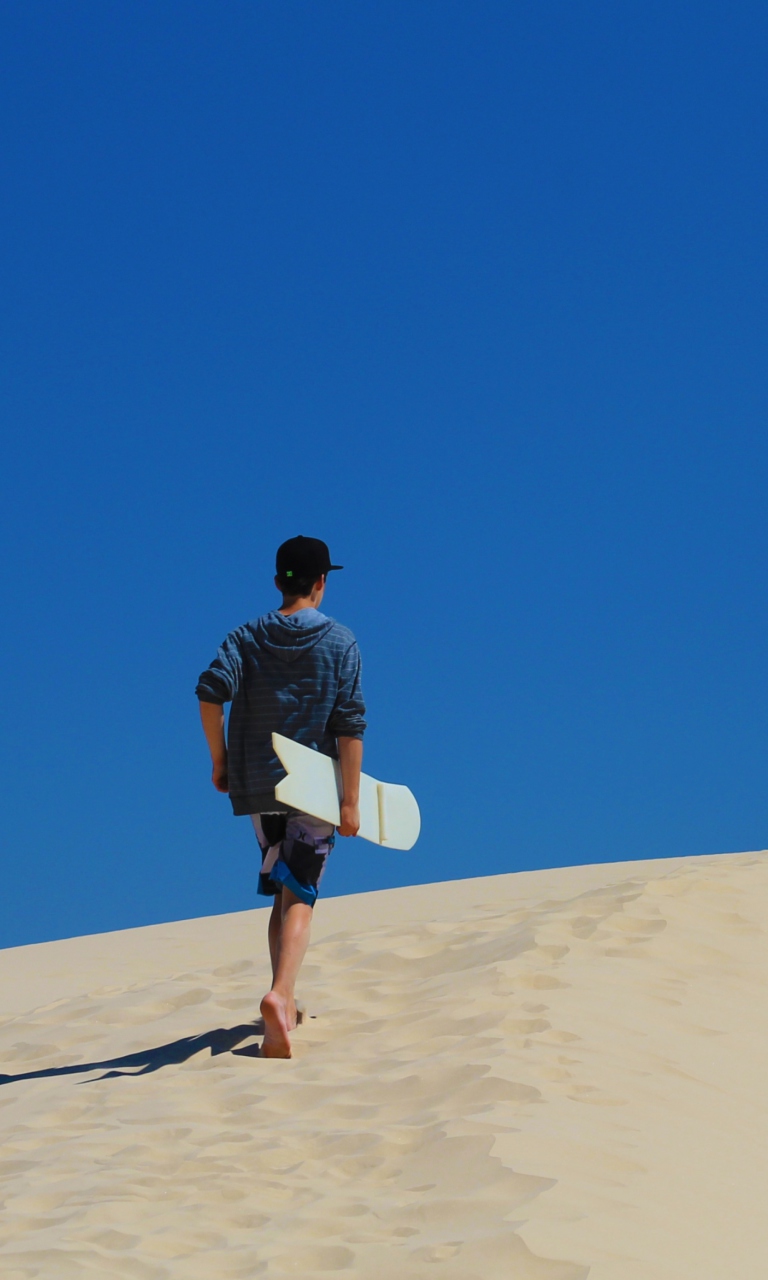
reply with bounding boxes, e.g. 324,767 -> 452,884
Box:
338,801 -> 360,837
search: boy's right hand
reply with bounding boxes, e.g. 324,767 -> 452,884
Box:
212,760 -> 229,793
337,737 -> 363,837
338,801 -> 360,837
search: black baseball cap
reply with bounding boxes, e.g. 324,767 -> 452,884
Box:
275,535 -> 343,582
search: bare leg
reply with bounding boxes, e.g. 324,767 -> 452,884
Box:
266,894 -> 301,1030
267,894 -> 282,982
261,887 -> 313,1058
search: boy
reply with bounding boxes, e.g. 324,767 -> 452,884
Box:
196,536 -> 365,1058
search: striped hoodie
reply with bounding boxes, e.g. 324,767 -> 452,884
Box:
196,608 -> 366,816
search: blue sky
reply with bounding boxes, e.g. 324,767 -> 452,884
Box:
1,2 -> 767,947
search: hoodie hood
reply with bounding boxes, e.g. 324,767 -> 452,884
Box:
250,608 -> 336,664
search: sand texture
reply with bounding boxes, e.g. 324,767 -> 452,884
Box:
0,851 -> 766,1278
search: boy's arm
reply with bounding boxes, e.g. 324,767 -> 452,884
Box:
200,701 -> 229,793
196,627 -> 246,794
329,639 -> 366,836
337,736 -> 362,836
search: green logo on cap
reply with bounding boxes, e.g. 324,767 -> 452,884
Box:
286,570 -> 293,577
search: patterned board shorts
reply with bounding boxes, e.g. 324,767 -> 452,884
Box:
251,812 -> 336,907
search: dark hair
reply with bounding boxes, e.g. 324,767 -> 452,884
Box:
276,573 -> 323,597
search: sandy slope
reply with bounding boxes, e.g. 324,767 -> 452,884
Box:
0,851 -> 766,1279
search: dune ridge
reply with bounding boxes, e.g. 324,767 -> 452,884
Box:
0,851 -> 766,1277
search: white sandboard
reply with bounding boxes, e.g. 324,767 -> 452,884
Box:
272,733 -> 421,851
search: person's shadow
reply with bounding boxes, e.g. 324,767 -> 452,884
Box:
0,1020 -> 266,1086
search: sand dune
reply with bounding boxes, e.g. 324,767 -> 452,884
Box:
0,851 -> 766,1278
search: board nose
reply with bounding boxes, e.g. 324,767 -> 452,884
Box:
377,782 -> 421,851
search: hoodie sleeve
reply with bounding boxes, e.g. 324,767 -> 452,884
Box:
195,628 -> 245,704
327,641 -> 367,739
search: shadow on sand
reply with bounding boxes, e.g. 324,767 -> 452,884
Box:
0,1020 -> 265,1086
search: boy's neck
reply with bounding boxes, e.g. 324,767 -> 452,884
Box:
279,597 -> 316,616
279,592 -> 324,617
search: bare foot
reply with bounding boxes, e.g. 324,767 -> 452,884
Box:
260,991 -> 292,1058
